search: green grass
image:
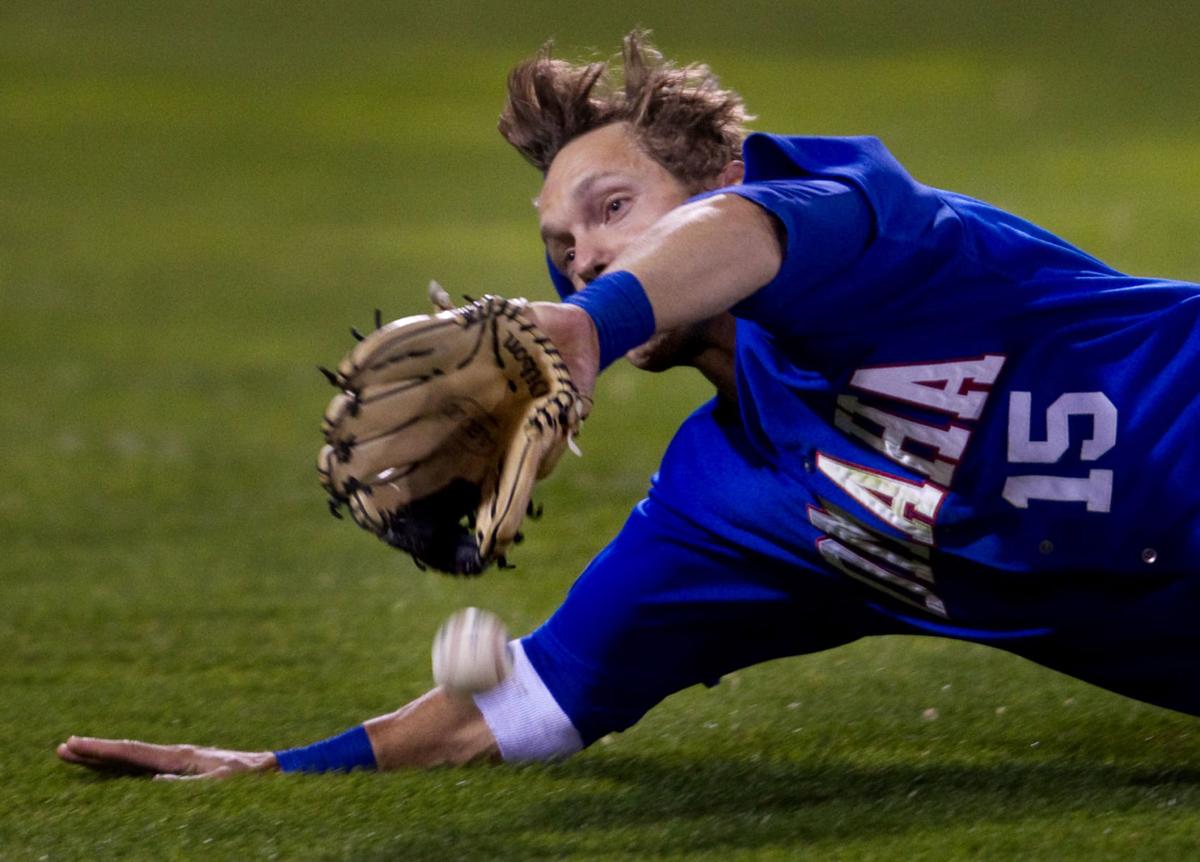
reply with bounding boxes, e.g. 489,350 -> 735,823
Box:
3,1 -> 1199,858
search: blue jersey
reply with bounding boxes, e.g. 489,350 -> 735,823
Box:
658,133 -> 1200,633
525,134 -> 1200,743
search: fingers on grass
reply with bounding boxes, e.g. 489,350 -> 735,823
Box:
57,744 -> 159,776
56,744 -> 104,767
60,737 -> 191,774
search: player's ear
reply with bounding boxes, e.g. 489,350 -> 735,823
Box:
714,160 -> 744,188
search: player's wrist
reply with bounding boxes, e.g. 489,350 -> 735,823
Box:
525,300 -> 600,400
562,271 -> 656,370
274,724 -> 378,774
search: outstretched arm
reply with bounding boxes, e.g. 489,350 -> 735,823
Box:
56,687 -> 498,781
530,174 -> 873,403
607,193 -> 784,331
528,193 -> 781,399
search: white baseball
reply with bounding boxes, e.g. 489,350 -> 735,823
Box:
432,607 -> 513,695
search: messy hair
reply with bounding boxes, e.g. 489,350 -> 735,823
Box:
499,31 -> 752,189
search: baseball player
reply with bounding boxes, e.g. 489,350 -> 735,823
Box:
57,32 -> 1200,779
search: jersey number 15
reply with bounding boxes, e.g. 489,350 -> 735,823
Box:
1002,391 -> 1117,513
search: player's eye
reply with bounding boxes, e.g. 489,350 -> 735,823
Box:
604,197 -> 628,222
563,249 -> 575,268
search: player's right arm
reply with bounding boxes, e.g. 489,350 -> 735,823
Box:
56,686 -> 499,780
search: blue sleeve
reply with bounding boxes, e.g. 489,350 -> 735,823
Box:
690,179 -> 874,326
546,252 -> 576,299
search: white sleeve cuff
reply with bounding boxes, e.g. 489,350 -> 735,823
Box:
473,639 -> 583,762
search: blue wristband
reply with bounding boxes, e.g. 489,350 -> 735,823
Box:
274,724 -> 378,774
563,271 -> 656,369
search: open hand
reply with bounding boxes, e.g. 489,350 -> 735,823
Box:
56,736 -> 277,781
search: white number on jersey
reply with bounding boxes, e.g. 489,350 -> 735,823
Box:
1003,391 -> 1117,512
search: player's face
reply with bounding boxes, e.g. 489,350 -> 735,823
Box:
538,122 -> 691,288
537,122 -> 711,369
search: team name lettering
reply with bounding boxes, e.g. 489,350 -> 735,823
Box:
809,500 -> 944,616
835,395 -> 970,485
816,452 -> 945,545
816,538 -> 948,618
807,504 -> 933,581
849,354 -> 1005,420
808,355 -> 1007,615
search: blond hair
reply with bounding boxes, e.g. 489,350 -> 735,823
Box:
499,31 -> 752,190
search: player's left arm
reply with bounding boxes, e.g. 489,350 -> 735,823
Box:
527,192 -> 784,397
530,183 -> 870,397
604,193 -> 786,330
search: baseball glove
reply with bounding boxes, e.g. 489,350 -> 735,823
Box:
317,292 -> 585,575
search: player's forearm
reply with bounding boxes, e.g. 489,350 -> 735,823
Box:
364,687 -> 501,769
555,193 -> 779,376
278,687 -> 500,772
608,193 -> 782,331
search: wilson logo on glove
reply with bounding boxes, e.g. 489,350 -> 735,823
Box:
502,333 -> 551,397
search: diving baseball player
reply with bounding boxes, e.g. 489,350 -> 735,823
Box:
57,31 -> 1200,778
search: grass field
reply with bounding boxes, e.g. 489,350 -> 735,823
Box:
3,2 -> 1200,858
